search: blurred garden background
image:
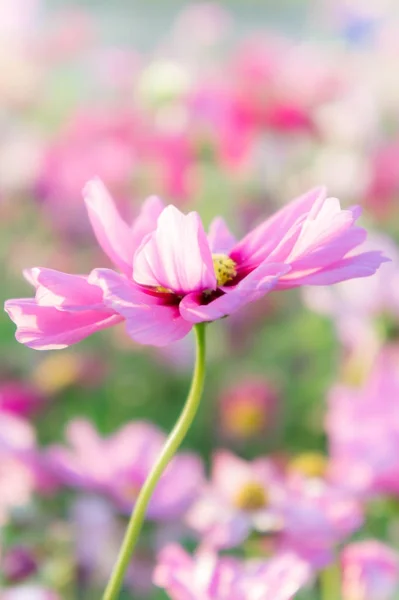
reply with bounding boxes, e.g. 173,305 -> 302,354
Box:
2,1 -> 399,598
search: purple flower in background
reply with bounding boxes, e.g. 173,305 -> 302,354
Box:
341,541 -> 399,600
153,544 -> 311,600
48,419 -> 204,519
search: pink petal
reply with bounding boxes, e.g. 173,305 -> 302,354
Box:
211,450 -> 259,500
84,178 -> 157,276
90,268 -> 193,346
4,299 -> 122,350
231,186 -> 326,269
180,262 -> 289,323
130,195 -> 165,252
289,227 -> 367,272
133,205 -> 216,295
277,251 -> 390,288
208,217 -> 236,254
25,268 -> 104,310
286,200 -> 360,261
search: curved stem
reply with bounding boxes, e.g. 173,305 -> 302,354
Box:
103,323 -> 207,600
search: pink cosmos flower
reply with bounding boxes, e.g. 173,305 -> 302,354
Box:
276,473 -> 362,568
186,451 -> 283,549
154,544 -> 311,600
341,541 -> 399,600
327,347 -> 399,497
186,451 -> 362,567
48,419 -> 204,519
5,180 -> 387,349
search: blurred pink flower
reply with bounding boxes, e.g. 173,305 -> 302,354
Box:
187,451 -> 362,567
341,541 -> 399,600
365,142 -> 399,218
218,376 -> 278,441
0,411 -> 57,524
48,419 -> 204,520
35,108 -> 139,235
154,544 -> 311,600
5,181 -> 387,349
276,473 -> 362,567
302,234 -> 399,351
186,450 -> 283,549
0,586 -> 59,600
0,413 -> 37,525
327,346 -> 399,497
0,381 -> 44,417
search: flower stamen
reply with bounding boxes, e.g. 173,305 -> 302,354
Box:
212,254 -> 237,287
234,481 -> 268,511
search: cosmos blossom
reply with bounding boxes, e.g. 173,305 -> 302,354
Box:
47,419 -> 204,519
5,179 -> 388,349
153,544 -> 311,600
186,451 -> 362,567
341,541 -> 399,600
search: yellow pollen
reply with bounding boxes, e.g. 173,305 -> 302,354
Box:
234,481 -> 268,511
288,452 -> 327,479
212,254 -> 237,286
155,286 -> 173,294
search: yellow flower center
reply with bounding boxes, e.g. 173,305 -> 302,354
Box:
212,254 -> 237,286
224,402 -> 266,439
288,452 -> 327,478
234,481 -> 268,511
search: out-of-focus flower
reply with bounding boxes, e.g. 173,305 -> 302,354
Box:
288,452 -> 328,479
186,450 -> 283,549
48,419 -> 204,520
187,451 -> 362,566
32,352 -> 107,395
276,473 -> 362,567
71,495 -> 123,585
303,234 -> 399,352
5,181 -> 387,349
341,541 -> 399,600
2,547 -> 38,584
364,141 -> 399,218
0,413 -> 37,525
35,108 -> 139,235
154,544 -> 311,600
218,376 -> 278,441
0,381 -> 43,417
327,346 -> 399,497
0,411 -> 57,524
0,586 -> 60,600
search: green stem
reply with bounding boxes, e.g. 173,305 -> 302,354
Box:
103,323 -> 207,600
320,561 -> 341,600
